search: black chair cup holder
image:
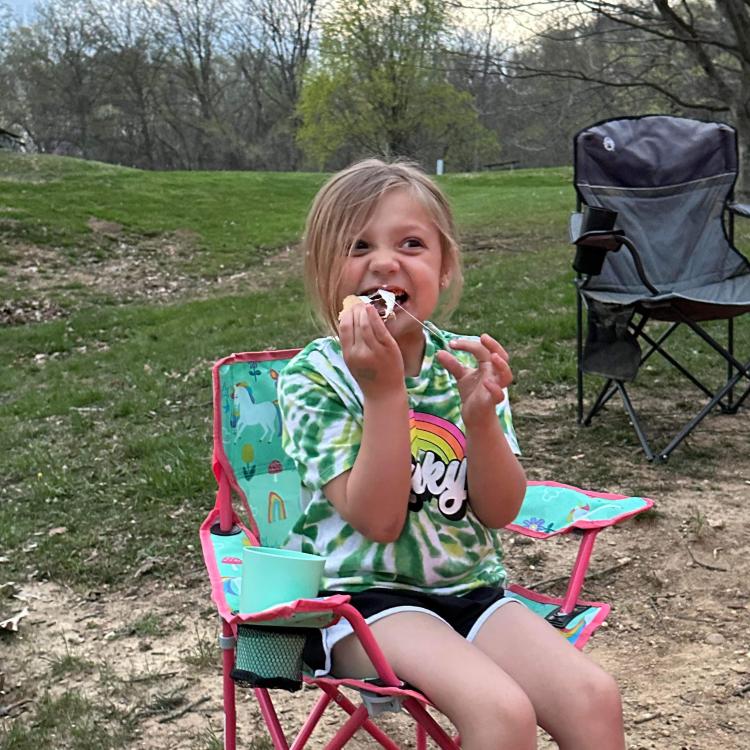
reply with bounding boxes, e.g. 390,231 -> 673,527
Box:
573,206 -> 621,275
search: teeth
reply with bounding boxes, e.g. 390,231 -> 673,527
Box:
357,288 -> 398,320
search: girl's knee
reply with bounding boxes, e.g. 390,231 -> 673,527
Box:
461,684 -> 537,745
574,668 -> 623,721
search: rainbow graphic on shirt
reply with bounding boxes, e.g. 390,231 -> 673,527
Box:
409,411 -> 469,520
409,411 -> 466,462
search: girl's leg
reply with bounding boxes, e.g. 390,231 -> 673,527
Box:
472,603 -> 625,750
333,611 -> 537,750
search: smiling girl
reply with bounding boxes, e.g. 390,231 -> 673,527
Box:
277,159 -> 625,750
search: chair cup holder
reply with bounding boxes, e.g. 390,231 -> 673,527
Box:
573,206 -> 620,275
574,246 -> 607,275
231,624 -> 308,692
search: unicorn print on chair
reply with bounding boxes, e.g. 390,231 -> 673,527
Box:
232,382 -> 281,442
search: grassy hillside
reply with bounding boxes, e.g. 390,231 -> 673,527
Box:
0,153 -> 572,268
0,153 -> 745,589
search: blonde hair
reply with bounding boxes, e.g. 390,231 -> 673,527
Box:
302,158 -> 464,333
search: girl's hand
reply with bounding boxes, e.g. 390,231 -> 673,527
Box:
339,302 -> 405,398
436,334 -> 512,428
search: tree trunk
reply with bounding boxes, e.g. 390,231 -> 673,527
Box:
733,107 -> 750,200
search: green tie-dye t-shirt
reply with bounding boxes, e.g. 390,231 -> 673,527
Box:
277,324 -> 520,595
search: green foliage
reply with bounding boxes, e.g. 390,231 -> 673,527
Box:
297,0 -> 499,169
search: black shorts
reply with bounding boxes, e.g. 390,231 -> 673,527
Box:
303,586 -> 521,677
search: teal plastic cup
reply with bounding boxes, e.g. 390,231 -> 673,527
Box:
239,546 -> 325,615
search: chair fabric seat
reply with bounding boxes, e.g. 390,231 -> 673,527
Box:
582,272 -> 750,321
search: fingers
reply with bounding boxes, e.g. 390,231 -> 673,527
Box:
480,333 -> 509,362
363,303 -> 393,347
338,307 -> 355,351
483,378 -> 506,403
351,302 -> 377,349
448,334 -> 509,364
491,351 -> 513,388
436,349 -> 468,381
441,336 -> 513,393
340,302 -> 394,357
448,336 -> 512,384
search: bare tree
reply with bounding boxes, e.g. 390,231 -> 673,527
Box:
227,0 -> 322,168
471,1 -> 750,193
84,0 -> 167,168
156,0 -> 232,168
4,0 -> 113,156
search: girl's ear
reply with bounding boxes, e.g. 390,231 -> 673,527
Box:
439,273 -> 451,290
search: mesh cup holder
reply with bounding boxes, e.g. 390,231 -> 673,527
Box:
231,624 -> 308,692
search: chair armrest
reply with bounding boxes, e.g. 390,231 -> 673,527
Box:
569,211 -> 583,243
506,481 -> 654,539
728,202 -> 750,218
234,594 -> 351,628
570,212 -> 660,295
570,211 -> 623,250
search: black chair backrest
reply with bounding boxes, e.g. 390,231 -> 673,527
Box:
573,115 -> 749,299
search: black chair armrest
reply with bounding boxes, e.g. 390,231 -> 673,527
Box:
570,208 -> 660,295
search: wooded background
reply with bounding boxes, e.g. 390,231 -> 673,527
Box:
0,1 -> 746,188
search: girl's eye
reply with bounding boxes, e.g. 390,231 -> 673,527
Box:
402,238 -> 424,250
350,239 -> 369,255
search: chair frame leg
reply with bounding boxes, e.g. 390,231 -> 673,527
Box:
403,698 -> 460,750
560,530 -> 600,615
727,317 -> 735,410
221,620 -> 238,750
317,683 -> 402,750
290,692 -> 333,750
256,687 -> 290,750
637,324 -> 721,403
578,298 -> 750,460
576,282 -> 585,424
616,383 -> 656,461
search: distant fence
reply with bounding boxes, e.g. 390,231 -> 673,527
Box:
482,160 -> 520,171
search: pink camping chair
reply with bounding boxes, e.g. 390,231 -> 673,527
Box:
200,349 -> 654,749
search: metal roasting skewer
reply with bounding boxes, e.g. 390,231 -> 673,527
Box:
393,300 -> 433,333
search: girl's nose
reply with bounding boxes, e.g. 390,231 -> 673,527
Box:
368,247 -> 399,274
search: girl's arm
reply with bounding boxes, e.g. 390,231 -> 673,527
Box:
436,334 -> 527,529
464,408 -> 526,528
324,303 -> 412,543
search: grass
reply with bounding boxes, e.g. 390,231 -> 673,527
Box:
0,152 -> 328,273
0,691 -> 135,750
183,624 -> 218,669
43,649 -> 95,679
123,613 -> 166,638
1,152 -> 749,592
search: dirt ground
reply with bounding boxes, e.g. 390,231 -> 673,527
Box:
2,229 -> 749,748
0,221 -> 300,326
3,402 -> 748,750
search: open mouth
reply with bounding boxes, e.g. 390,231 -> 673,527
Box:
361,288 -> 409,319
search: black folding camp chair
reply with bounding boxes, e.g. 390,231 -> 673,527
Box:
570,115 -> 750,462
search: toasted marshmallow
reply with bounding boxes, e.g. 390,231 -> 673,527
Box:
338,289 -> 397,322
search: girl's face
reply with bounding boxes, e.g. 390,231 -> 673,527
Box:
338,187 -> 446,348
